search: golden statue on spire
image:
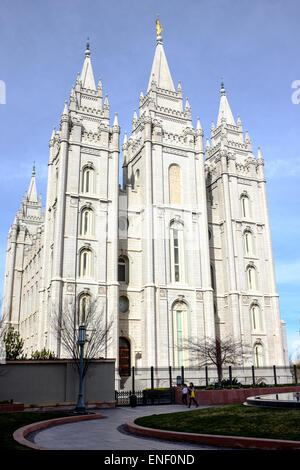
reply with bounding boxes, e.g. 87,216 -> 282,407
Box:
156,15 -> 162,38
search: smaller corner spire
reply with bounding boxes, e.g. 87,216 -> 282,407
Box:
257,146 -> 263,159
62,99 -> 69,116
196,116 -> 202,130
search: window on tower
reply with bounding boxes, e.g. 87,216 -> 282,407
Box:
169,164 -> 181,205
118,256 -> 129,283
241,193 -> 250,218
79,248 -> 93,278
253,342 -> 264,367
78,293 -> 90,324
170,220 -> 185,283
82,166 -> 94,194
244,230 -> 254,256
247,265 -> 257,291
80,207 -> 93,237
250,304 -> 261,331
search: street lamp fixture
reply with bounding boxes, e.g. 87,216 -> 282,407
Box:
75,325 -> 86,414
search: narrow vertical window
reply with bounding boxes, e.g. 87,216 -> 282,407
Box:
79,294 -> 90,324
254,343 -> 264,367
79,249 -> 92,278
170,221 -> 185,283
169,164 -> 181,205
247,266 -> 257,291
173,301 -> 188,367
173,230 -> 180,282
244,230 -> 253,256
82,167 -> 94,194
118,256 -> 129,283
251,304 -> 261,331
80,208 -> 93,236
241,194 -> 250,218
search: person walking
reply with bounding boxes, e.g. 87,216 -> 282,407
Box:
181,383 -> 188,406
188,382 -> 199,408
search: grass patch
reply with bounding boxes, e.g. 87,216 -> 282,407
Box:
135,404 -> 300,441
0,411 -> 71,450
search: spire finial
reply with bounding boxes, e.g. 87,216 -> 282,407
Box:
85,37 -> 90,56
156,15 -> 162,42
221,77 -> 226,96
32,161 -> 36,175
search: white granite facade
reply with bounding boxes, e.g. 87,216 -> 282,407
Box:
1,34 -> 289,381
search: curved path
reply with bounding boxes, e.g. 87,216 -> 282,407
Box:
29,404 -> 224,450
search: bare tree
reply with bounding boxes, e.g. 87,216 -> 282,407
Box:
51,297 -> 113,378
179,336 -> 251,388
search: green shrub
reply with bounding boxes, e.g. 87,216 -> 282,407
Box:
31,348 -> 56,360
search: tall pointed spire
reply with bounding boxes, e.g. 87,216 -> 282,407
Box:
216,81 -> 236,127
27,163 -> 38,203
80,37 -> 96,90
147,18 -> 175,92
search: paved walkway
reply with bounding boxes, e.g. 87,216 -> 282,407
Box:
31,404 -> 225,450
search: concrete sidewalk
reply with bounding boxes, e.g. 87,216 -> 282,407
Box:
31,404 -> 224,450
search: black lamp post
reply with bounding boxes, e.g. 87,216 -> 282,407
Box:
75,325 -> 86,414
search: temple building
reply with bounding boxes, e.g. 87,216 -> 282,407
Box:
1,22 -> 289,386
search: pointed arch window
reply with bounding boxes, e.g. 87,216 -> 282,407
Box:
247,265 -> 257,291
80,207 -> 93,236
170,220 -> 185,283
78,293 -> 90,324
82,166 -> 95,194
244,230 -> 254,256
173,301 -> 188,367
253,343 -> 264,367
169,164 -> 181,205
250,304 -> 261,331
241,193 -> 250,218
79,248 -> 93,278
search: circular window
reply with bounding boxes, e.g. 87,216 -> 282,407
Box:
119,217 -> 129,231
119,295 -> 129,313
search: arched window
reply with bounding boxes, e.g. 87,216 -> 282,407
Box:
253,343 -> 264,367
80,208 -> 93,236
119,337 -> 130,376
79,248 -> 93,278
170,220 -> 185,283
169,164 -> 181,205
118,256 -> 129,283
244,230 -> 254,256
241,193 -> 250,218
247,265 -> 257,291
82,166 -> 94,194
78,293 -> 90,324
173,301 -> 188,367
250,304 -> 261,331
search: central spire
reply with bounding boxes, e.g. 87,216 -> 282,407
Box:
147,18 -> 175,93
80,37 -> 96,90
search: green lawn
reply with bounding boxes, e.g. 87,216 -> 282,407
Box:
135,404 -> 300,442
0,411 -> 71,450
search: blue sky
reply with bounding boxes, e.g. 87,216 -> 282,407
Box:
0,0 -> 299,359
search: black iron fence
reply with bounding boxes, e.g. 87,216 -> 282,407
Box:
118,364 -> 298,391
115,388 -> 174,406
